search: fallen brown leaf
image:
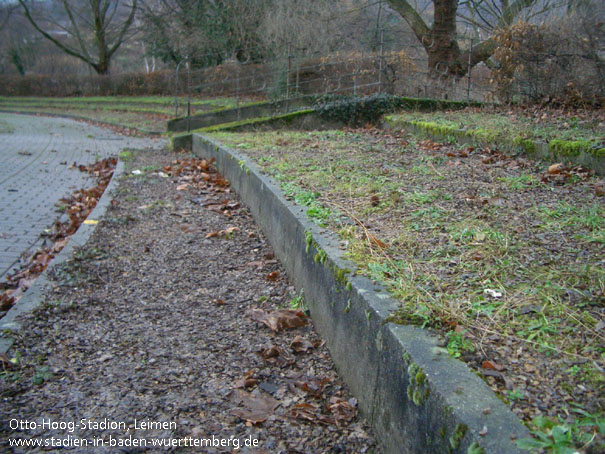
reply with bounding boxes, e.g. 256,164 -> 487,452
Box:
291,375 -> 331,398
367,233 -> 387,249
288,402 -> 324,423
247,308 -> 308,332
329,397 -> 357,426
231,389 -> 279,425
266,271 -> 280,281
548,163 -> 564,174
233,370 -> 259,389
0,294 -> 15,311
482,360 -> 505,371
290,335 -> 314,353
257,345 -> 294,366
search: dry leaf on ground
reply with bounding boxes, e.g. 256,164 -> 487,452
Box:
246,308 -> 308,332
290,375 -> 332,398
329,397 -> 357,426
288,402 -> 332,425
257,345 -> 294,366
233,370 -> 259,389
290,335 -> 314,353
230,389 -> 279,425
266,271 -> 280,281
548,163 -> 564,174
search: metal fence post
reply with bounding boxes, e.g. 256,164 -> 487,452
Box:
236,64 -> 241,122
186,60 -> 191,132
286,44 -> 292,112
174,60 -> 184,117
295,56 -> 300,96
467,38 -> 473,102
378,30 -> 384,94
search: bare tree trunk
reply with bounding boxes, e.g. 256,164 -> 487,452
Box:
428,0 -> 462,76
386,0 -> 537,78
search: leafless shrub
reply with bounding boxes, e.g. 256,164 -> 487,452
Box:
491,4 -> 604,105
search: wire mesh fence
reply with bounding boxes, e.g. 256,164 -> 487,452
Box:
0,22 -> 498,112
170,32 -> 494,118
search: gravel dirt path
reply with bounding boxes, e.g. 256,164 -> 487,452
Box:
0,148 -> 381,453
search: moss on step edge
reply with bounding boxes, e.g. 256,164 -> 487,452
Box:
386,117 -> 604,163
304,230 -> 352,289
449,423 -> 468,450
549,138 -> 605,157
396,96 -> 482,111
406,120 -> 501,144
195,108 -> 315,133
406,361 -> 430,406
512,136 -> 537,154
169,99 -> 270,122
410,120 -> 458,139
401,352 -> 480,452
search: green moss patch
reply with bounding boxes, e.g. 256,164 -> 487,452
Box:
386,108 -> 604,172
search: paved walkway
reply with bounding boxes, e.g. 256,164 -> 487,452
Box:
0,113 -> 166,279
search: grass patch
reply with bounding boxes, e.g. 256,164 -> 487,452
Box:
0,96 -> 258,132
387,109 -> 604,144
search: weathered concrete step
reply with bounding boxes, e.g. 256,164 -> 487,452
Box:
385,116 -> 605,176
167,97 -> 314,132
186,133 -> 528,454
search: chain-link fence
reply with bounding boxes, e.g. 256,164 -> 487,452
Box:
170,31 -> 494,117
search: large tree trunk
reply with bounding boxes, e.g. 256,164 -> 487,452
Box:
428,0 -> 463,76
386,0 -> 497,78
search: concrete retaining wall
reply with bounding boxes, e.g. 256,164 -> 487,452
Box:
385,117 -> 604,176
167,97 -> 313,132
189,133 -> 528,454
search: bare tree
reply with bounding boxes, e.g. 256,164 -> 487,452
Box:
0,2 -> 16,31
0,4 -> 37,75
17,0 -> 137,74
260,0 -> 347,57
385,0 -> 554,76
138,0 -> 269,67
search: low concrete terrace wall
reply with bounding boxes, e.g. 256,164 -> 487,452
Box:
186,133 -> 528,454
385,116 -> 605,176
167,97 -> 314,132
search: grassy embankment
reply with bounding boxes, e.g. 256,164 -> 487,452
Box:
0,96 -> 255,133
206,110 -> 604,452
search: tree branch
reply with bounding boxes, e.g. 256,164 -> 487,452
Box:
62,0 -> 92,60
384,0 -> 430,41
17,0 -> 96,67
463,37 -> 498,66
107,0 -> 136,57
499,0 -> 537,27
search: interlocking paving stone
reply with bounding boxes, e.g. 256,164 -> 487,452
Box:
0,113 -> 166,279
